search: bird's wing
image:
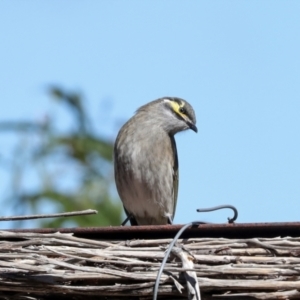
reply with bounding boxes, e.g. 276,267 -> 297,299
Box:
170,135 -> 179,221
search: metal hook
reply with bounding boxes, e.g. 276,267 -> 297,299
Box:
197,204 -> 238,223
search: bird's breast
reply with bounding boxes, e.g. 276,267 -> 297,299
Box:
115,127 -> 175,224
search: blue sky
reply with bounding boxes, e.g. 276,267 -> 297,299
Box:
1,1 -> 300,227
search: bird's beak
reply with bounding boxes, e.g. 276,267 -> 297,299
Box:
187,121 -> 198,133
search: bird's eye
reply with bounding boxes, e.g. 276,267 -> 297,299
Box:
179,107 -> 186,114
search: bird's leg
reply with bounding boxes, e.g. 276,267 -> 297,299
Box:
167,216 -> 173,225
121,213 -> 139,226
121,215 -> 131,226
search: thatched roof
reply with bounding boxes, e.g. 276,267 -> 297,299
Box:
1,223 -> 300,299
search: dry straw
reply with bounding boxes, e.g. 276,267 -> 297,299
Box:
0,230 -> 300,299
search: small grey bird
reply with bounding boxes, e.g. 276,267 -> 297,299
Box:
114,97 -> 197,225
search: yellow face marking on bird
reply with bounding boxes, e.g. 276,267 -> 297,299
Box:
164,99 -> 188,120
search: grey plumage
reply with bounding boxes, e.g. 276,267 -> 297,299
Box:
114,97 -> 197,225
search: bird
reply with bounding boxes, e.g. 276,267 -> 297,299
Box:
114,97 -> 197,226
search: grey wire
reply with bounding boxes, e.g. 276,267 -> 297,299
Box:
197,204 -> 238,223
153,221 -> 201,300
153,205 -> 238,299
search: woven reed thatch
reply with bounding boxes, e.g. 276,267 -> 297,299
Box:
1,230 -> 300,299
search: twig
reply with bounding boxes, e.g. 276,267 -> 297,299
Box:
0,209 -> 97,221
172,246 -> 201,300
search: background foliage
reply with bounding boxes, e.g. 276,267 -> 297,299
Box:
0,87 -> 123,228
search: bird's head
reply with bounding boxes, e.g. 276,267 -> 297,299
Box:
162,97 -> 197,134
137,97 -> 197,135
